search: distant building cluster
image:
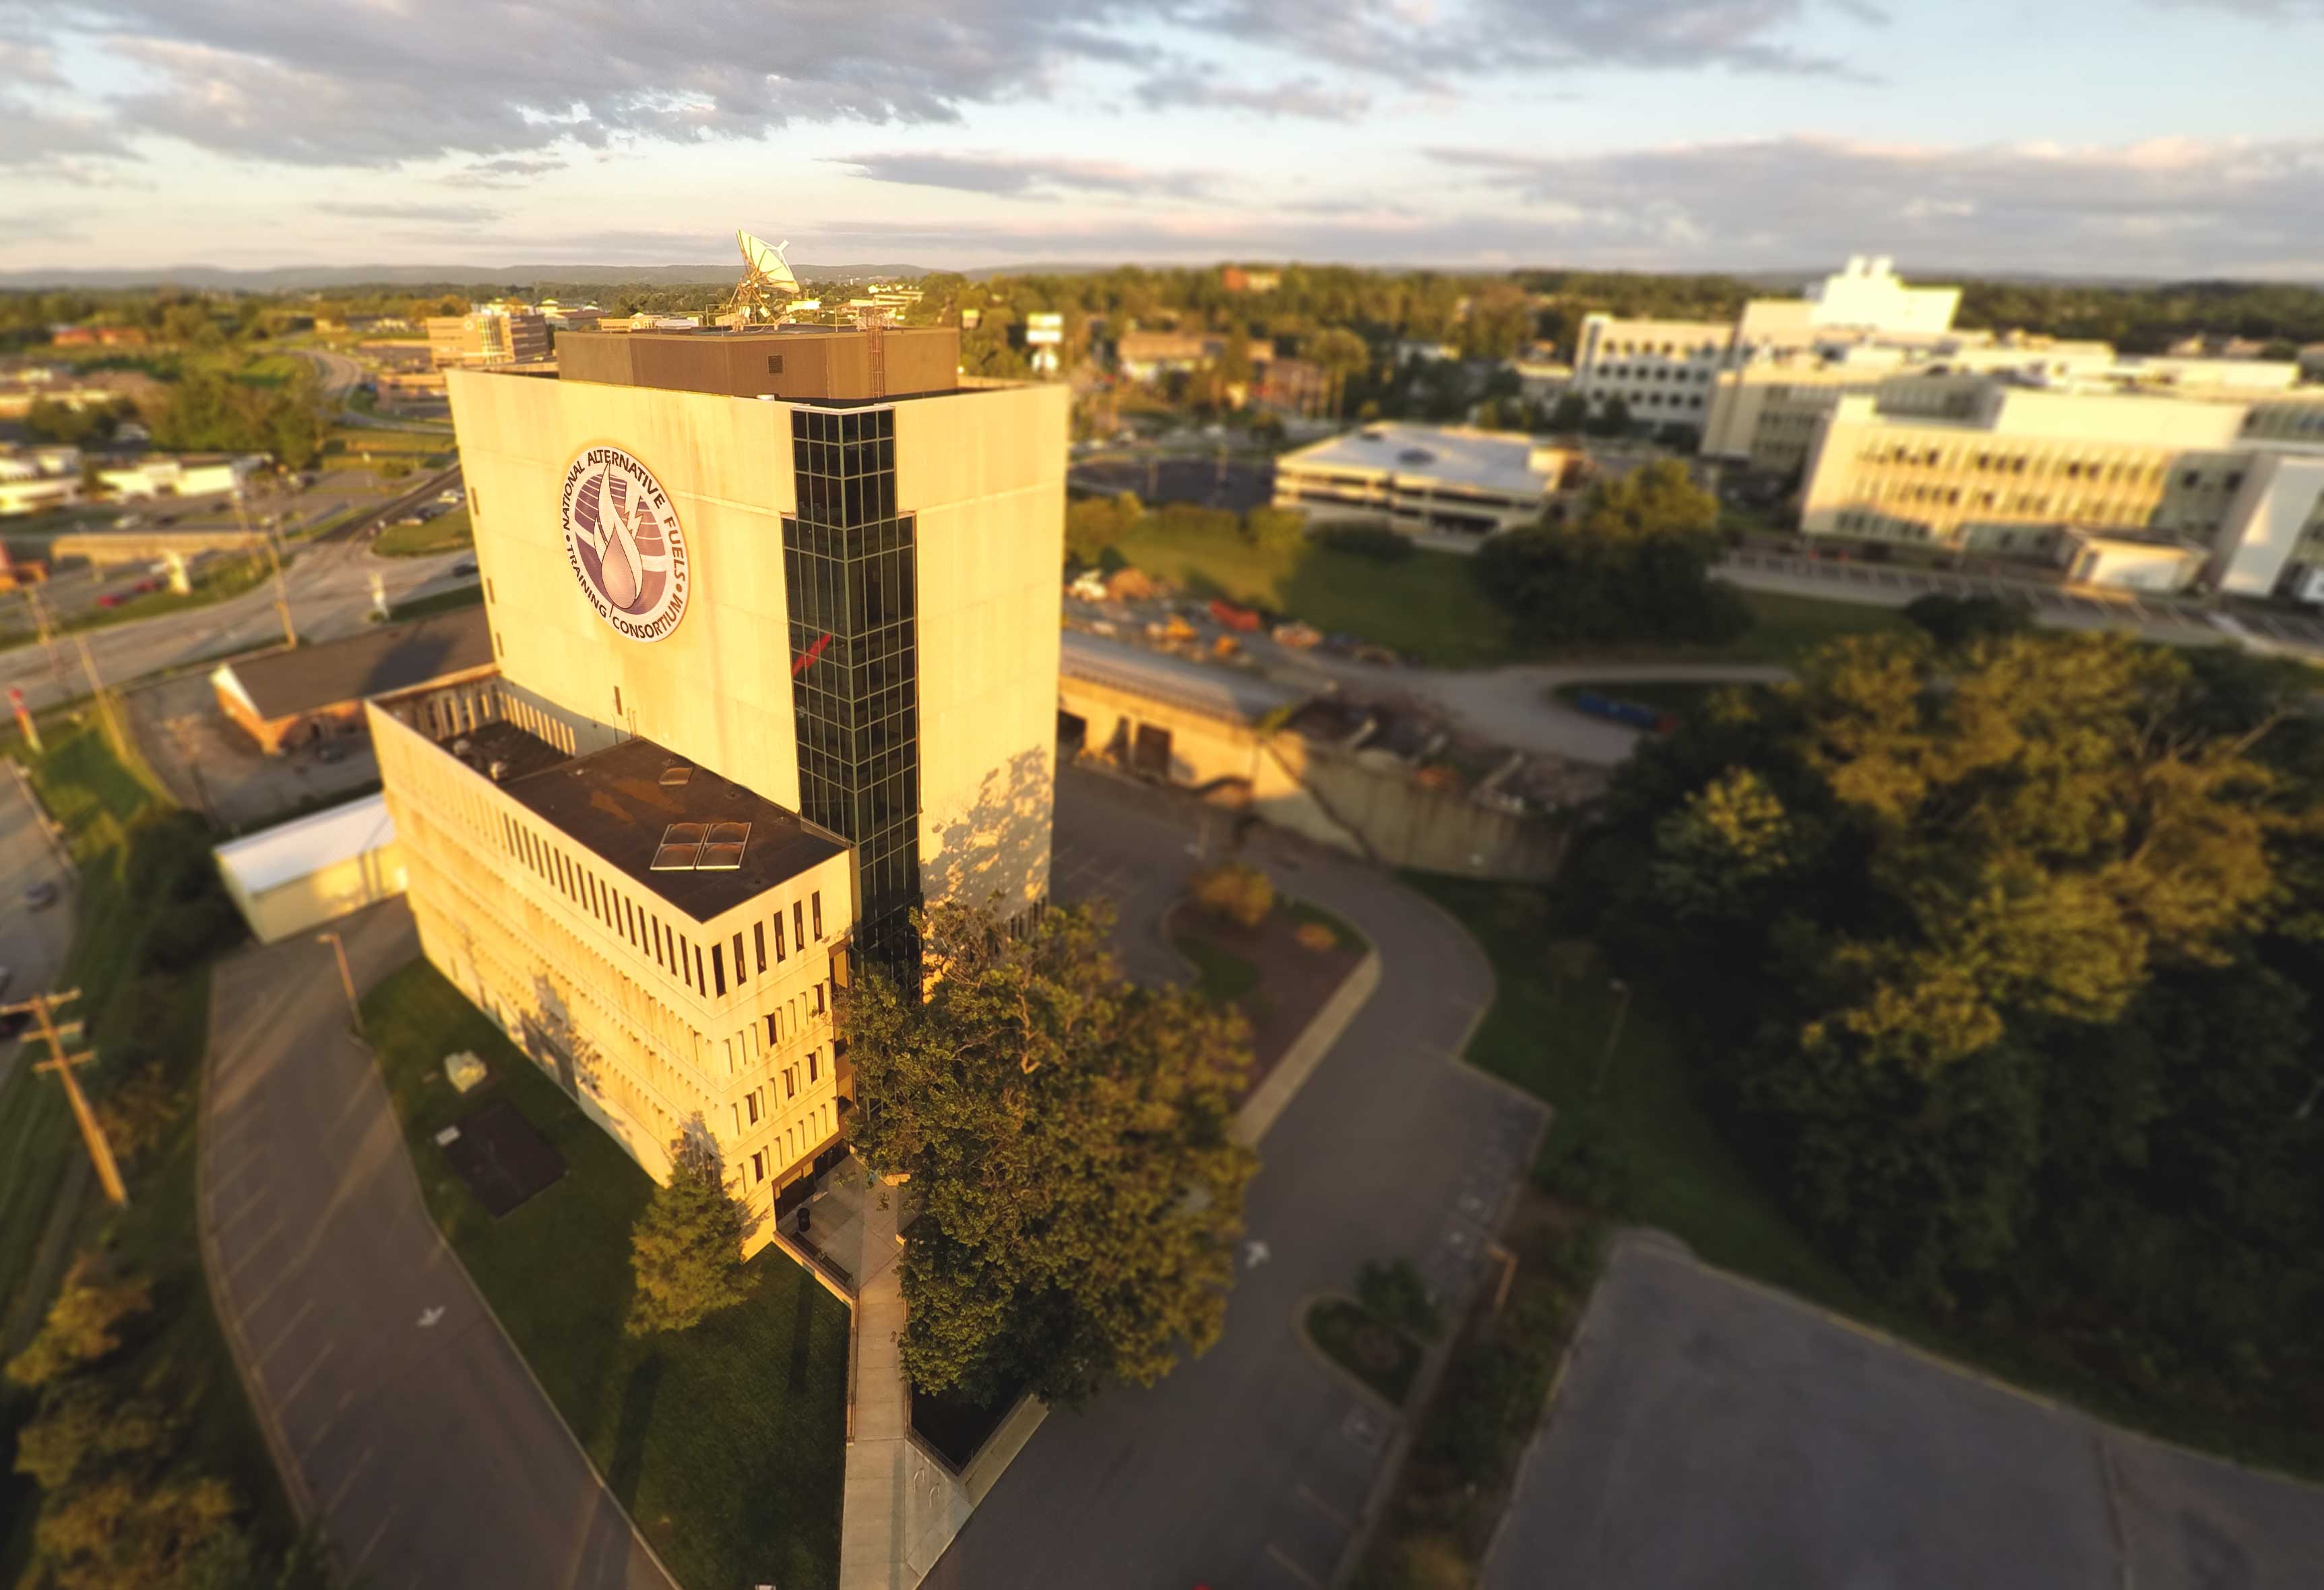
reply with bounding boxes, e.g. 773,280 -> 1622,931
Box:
1578,255 -> 2324,604
425,301 -> 552,369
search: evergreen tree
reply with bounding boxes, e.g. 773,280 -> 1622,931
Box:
624,1134 -> 752,1337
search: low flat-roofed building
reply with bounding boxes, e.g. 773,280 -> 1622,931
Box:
369,670 -> 857,1200
1273,423 -> 1577,542
214,793 -> 406,944
1114,331 -> 1272,381
213,607 -> 495,755
98,452 -> 263,500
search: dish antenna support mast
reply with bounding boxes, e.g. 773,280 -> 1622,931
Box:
721,230 -> 803,326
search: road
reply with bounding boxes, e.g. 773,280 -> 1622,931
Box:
1486,1236 -> 2324,1590
0,764 -> 76,1092
0,473 -> 474,712
295,347 -> 453,431
927,768 -> 1547,1590
199,899 -> 673,1590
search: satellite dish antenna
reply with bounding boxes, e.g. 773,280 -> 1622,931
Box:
720,229 -> 804,326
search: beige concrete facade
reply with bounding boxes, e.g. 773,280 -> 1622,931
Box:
1796,388 -> 2324,599
375,354 -> 1066,1223
371,674 -> 856,1230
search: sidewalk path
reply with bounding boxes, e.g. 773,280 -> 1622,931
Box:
199,898 -> 674,1590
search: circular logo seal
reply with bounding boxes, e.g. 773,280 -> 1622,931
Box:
559,446 -> 689,642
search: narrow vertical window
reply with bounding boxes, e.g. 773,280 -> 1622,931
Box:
732,932 -> 746,982
774,912 -> 787,962
614,684 -> 623,717
754,923 -> 767,974
807,1048 -> 819,1084
695,944 -> 705,991
811,891 -> 823,940
793,901 -> 805,949
712,944 -> 726,996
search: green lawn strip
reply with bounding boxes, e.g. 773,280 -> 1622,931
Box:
1111,524 -> 1515,667
1104,522 -> 1910,670
371,504 -> 472,558
1407,874 -> 1875,1309
359,960 -> 851,1590
1710,586 -> 1912,663
1305,1297 -> 1420,1405
384,584 -> 484,623
1172,932 -> 1260,1004
1,722 -> 296,1573
1412,870 -> 2324,1481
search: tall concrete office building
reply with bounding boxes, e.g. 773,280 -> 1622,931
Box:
369,326 -> 1065,1229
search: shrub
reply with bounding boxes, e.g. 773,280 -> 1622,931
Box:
1294,921 -> 1338,953
6,1258 -> 152,1388
1358,1257 -> 1443,1339
144,894 -> 245,973
1315,523 -> 1416,561
11,1382 -> 176,1492
1191,861 -> 1274,930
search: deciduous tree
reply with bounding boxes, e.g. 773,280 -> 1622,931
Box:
846,899 -> 1255,1408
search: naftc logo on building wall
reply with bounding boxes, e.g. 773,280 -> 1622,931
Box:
560,446 -> 689,642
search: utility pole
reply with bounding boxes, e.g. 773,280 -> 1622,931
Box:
234,485 -> 296,648
69,630 -> 127,764
316,931 -> 363,1039
6,988 -> 127,1206
26,583 -> 61,685
1591,977 -> 1634,1098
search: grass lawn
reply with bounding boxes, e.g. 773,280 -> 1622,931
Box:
360,960 -> 852,1590
1408,875 -> 1871,1310
384,583 -> 484,623
1106,520 -> 1912,670
1305,1297 -> 1421,1406
1114,524 -> 1516,667
1412,869 -> 2324,1480
372,505 -> 472,558
1173,933 -> 1259,1004
1,721 -> 292,1581
1709,586 -> 1912,664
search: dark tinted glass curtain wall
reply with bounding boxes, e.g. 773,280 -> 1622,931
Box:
783,406 -> 922,983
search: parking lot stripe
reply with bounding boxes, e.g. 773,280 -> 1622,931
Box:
1292,1482 -> 1352,1531
1265,1542 -> 1326,1589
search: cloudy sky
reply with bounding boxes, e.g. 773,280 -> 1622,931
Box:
5,0 -> 2324,278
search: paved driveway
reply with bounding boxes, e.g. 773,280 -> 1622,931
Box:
928,769 -> 1547,1590
1487,1236 -> 2324,1590
201,899 -> 672,1590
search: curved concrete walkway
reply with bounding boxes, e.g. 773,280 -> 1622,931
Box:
925,768 -> 1548,1590
199,899 -> 674,1590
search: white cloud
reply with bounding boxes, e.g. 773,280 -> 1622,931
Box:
829,151 -> 1217,200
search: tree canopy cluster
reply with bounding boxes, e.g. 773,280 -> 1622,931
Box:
844,899 -> 1255,1410
150,367 -> 328,470
1472,459 -> 1749,646
1581,628 -> 2324,1440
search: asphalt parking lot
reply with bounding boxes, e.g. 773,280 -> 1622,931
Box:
125,667 -> 380,830
1486,1235 -> 2324,1590
1069,450 -> 1276,513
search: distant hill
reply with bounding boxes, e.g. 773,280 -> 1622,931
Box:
0,261 -> 943,291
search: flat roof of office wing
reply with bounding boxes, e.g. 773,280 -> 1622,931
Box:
443,720 -> 846,921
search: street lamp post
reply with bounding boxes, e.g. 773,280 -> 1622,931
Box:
1591,977 -> 1633,1098
317,931 -> 363,1039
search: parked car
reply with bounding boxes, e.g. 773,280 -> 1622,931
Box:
449,559 -> 478,577
24,881 -> 59,912
96,592 -> 124,609
1567,690 -> 1677,733
1207,598 -> 1261,632
315,742 -> 348,764
1271,621 -> 1322,650
437,488 -> 463,504
1066,570 -> 1108,603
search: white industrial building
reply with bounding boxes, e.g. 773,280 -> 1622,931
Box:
1272,423 -> 1581,542
98,452 -> 265,500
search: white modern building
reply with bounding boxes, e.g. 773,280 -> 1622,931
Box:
1272,423 -> 1581,542
0,446 -> 84,516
